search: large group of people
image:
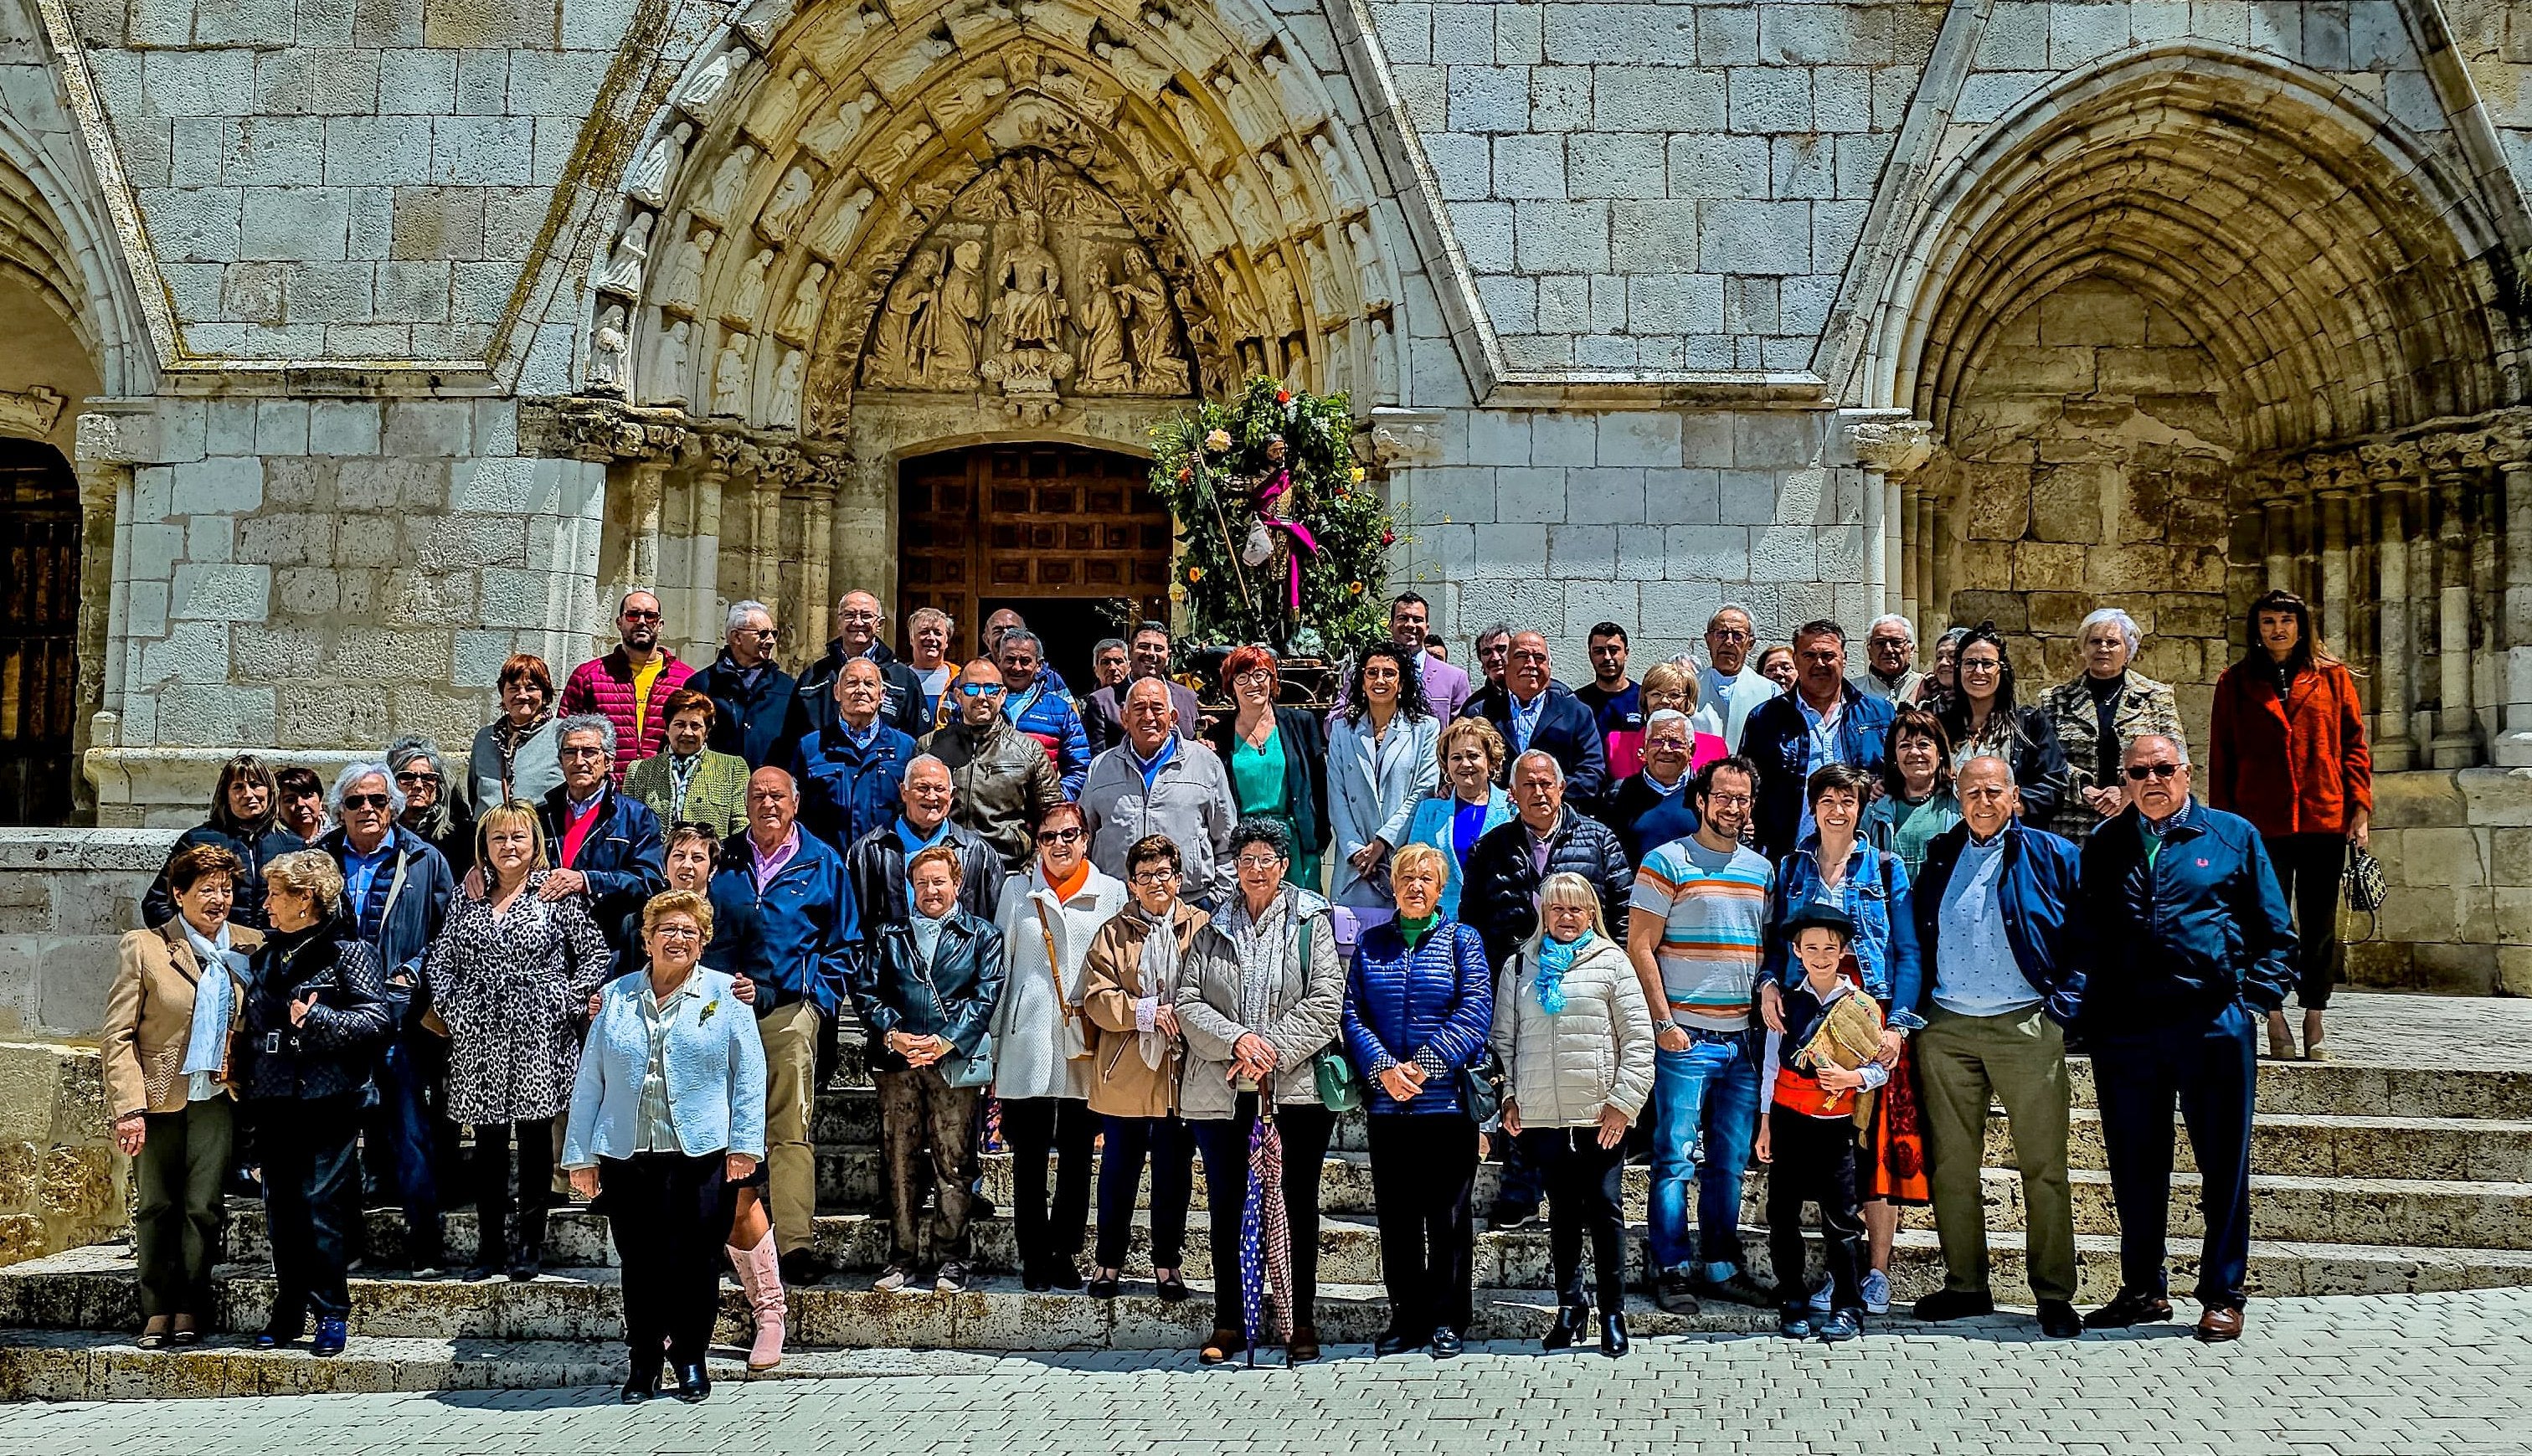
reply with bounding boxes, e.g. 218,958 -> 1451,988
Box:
99,581 -> 2370,1396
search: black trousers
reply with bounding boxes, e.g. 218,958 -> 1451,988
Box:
1191,1096 -> 1335,1336
1521,1126 -> 1627,1311
1096,1114 -> 1194,1270
600,1152 -> 731,1371
255,1094 -> 363,1325
1765,1106 -> 1864,1314
133,1098 -> 233,1319
1366,1113 -> 1478,1333
2092,1005 -> 2257,1309
2264,832 -> 2347,1009
1001,1096 -> 1097,1273
466,1117 -> 554,1270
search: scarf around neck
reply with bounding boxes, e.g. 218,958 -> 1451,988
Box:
1534,930 -> 1592,1015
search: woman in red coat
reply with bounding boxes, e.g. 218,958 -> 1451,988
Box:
2207,589 -> 2371,1062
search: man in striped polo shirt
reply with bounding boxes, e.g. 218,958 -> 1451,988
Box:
1626,754 -> 1776,1314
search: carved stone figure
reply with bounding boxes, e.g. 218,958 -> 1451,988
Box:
872,30 -> 953,100
629,121 -> 692,208
800,91 -> 881,165
759,166 -> 816,240
768,347 -> 805,430
700,148 -> 754,224
868,121 -> 936,188
873,249 -> 945,387
1259,147 -> 1306,220
677,49 -> 736,121
1301,230 -> 1340,316
929,75 -> 1006,134
1212,69 -> 1280,150
1223,170 -> 1276,249
713,332 -> 752,417
730,247 -> 776,322
588,304 -> 629,395
747,66 -> 818,141
646,316 -> 692,405
992,209 -> 1066,357
1346,215 -> 1388,311
1260,49 -> 1329,131
1073,256 -> 1130,390
935,238 -> 986,382
1091,38 -> 1174,96
1114,248 -> 1187,394
1164,88 -> 1222,167
1167,180 -> 1228,260
658,223 -> 714,315
806,184 -> 877,259
779,261 -> 829,341
600,211 -> 654,295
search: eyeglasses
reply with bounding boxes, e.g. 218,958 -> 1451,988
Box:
958,682 -> 1004,697
735,627 -> 777,639
1131,868 -> 1181,886
652,924 -> 702,942
1235,854 -> 1285,871
558,745 -> 607,760
394,771 -> 440,786
1708,627 -> 1752,641
2125,763 -> 2183,781
342,793 -> 392,810
1235,670 -> 1274,687
1702,791 -> 1752,808
1036,826 -> 1084,846
1959,657 -> 2003,672
621,610 -> 661,622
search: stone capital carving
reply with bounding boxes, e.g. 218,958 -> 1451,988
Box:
519,396 -> 690,464
0,385 -> 67,440
1843,414 -> 1937,477
1369,406 -> 1445,466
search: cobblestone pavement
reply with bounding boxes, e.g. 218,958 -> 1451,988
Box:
5,1288 -> 2526,1455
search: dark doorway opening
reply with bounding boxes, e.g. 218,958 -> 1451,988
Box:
0,436 -> 80,826
975,596 -> 1115,703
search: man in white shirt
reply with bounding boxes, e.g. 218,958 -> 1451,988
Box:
1695,605 -> 1773,749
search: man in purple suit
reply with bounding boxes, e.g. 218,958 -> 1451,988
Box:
1330,591 -> 1474,724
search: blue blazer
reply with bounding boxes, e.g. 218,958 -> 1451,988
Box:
1402,790 -> 1513,921
2075,799 -> 2296,1033
1464,683 -> 1608,810
1342,918 -> 1494,1116
710,829 -> 854,1013
1742,686 -> 1896,861
792,722 -> 919,856
691,651 -> 799,769
562,966 -> 766,1165
538,785 -> 667,975
1907,818 -> 2087,1027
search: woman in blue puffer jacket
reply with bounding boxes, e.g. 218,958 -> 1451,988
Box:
1342,842 -> 1494,1360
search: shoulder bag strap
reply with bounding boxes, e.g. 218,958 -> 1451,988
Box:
1037,903 -> 1077,1026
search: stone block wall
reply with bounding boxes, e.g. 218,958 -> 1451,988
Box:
0,1038 -> 120,1269
0,830 -> 172,1040
2350,768 -> 2532,997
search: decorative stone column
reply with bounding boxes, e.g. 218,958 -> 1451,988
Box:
69,414 -> 136,823
613,457 -> 670,593
2425,433 -> 2486,768
676,432 -> 740,658
2491,418 -> 2532,766
2316,463 -> 2353,659
1842,414 -> 1937,618
2362,441 -> 2417,771
745,444 -> 786,610
798,452 -> 841,645
2262,493 -> 2297,594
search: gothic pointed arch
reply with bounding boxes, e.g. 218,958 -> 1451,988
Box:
580,0 -> 1403,436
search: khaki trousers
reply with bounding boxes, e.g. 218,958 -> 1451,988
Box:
757,998 -> 822,1255
1912,1002 -> 2077,1303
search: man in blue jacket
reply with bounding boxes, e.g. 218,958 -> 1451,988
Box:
996,629 -> 1092,800
1461,630 -> 1607,811
785,589 -> 929,755
1903,755 -> 2086,1339
690,599 -> 797,768
1742,621 -> 1896,860
714,766 -> 854,1284
536,716 -> 669,975
2077,733 -> 2295,1344
792,657 -> 919,852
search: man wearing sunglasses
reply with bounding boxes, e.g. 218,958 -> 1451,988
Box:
2075,733 -> 2296,1345
558,590 -> 696,783
691,599 -> 797,769
919,658 -> 1064,870
321,762 -> 456,1276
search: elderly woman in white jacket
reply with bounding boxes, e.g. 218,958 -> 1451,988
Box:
1327,642 -> 1440,940
991,800 -> 1129,1292
1492,871 -> 1655,1358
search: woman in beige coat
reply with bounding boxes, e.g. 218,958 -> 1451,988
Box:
1078,832 -> 1207,1302
1492,871 -> 1655,1357
101,844 -> 261,1345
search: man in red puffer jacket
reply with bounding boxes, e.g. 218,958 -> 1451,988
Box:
558,590 -> 696,783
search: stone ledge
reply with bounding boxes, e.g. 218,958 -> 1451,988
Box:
0,830 -> 178,873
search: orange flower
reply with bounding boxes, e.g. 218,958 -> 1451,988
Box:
1188,566 -> 1205,583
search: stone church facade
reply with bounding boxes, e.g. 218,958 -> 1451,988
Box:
0,0 -> 2527,990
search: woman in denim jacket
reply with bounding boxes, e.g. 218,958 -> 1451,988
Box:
1758,762 -> 1925,1316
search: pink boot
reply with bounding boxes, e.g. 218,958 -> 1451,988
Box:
729,1231 -> 785,1370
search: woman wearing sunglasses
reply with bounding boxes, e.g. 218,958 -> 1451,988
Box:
989,800 -> 1127,1289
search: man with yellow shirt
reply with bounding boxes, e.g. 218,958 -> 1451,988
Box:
559,590 -> 697,783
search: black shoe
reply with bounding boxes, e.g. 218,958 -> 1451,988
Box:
778,1250 -> 821,1287
1598,1312 -> 1629,1358
2038,1300 -> 2084,1339
1032,1261 -> 1083,1293
1373,1328 -> 1421,1357
1652,1272 -> 1701,1315
1541,1302 -> 1590,1351
1022,1269 -> 1051,1293
1696,1269 -> 1775,1308
1486,1202 -> 1539,1231
1817,1309 -> 1862,1344
461,1264 -> 500,1284
1911,1289 -> 1996,1323
507,1257 -> 542,1284
2084,1289 -> 2174,1330
620,1365 -> 657,1403
1778,1305 -> 1815,1340
1429,1325 -> 1462,1359
1155,1271 -> 1190,1304
311,1317 -> 347,1358
672,1361 -> 710,1403
1085,1272 -> 1121,1299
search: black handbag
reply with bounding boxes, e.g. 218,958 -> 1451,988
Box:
1457,1043 -> 1509,1127
2343,844 -> 2387,913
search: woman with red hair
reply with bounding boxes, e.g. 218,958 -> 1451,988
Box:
1204,646 -> 1330,890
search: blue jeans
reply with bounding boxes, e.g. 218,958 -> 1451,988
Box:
2091,1002 -> 2258,1309
1647,1033 -> 1761,1278
377,1030 -> 445,1260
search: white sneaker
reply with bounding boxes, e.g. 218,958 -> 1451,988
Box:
872,1263 -> 916,1294
1860,1269 -> 1892,1316
934,1261 -> 969,1294
1806,1278 -> 1832,1313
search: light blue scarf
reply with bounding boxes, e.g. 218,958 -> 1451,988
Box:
179,920 -> 248,1100
1534,930 -> 1593,1016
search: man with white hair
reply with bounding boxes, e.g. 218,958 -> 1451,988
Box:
1859,614 -> 1924,702
692,599 -> 798,769
1078,676 -> 1238,889
787,589 -> 929,753
1696,605 -> 1772,749
2036,606 -> 2187,841
321,760 -> 455,1276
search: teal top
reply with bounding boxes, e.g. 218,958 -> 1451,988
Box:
1882,790 -> 1963,879
1230,726 -> 1320,887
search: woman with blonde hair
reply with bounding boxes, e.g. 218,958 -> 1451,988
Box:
424,800 -> 613,1282
1401,716 -> 1514,920
1491,871 -> 1655,1356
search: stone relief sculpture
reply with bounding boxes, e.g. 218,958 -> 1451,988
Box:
629,121 -> 692,208
1346,215 -> 1387,311
1073,255 -> 1130,390
930,75 -> 1007,134
779,261 -> 830,342
646,316 -> 692,405
1164,88 -> 1222,167
768,347 -> 806,430
983,209 -> 1073,398
934,239 -> 986,383
872,249 -> 945,387
713,332 -> 753,417
872,29 -> 954,100
677,49 -> 735,121
1259,147 -> 1305,220
588,304 -> 630,395
1116,247 -> 1187,394
868,121 -> 938,189
759,166 -> 816,240
806,184 -> 877,259
700,148 -> 754,224
658,223 -> 714,315
1090,38 -> 1173,96
748,66 -> 819,142
801,90 -> 882,165
600,211 -> 653,296
730,247 -> 777,322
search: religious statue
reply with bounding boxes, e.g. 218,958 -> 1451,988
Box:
1073,255 -> 1130,390
628,121 -> 692,208
873,249 -> 944,387
984,208 -> 1072,396
1114,248 -> 1186,394
759,166 -> 816,241
658,223 -> 713,315
588,304 -> 629,396
729,247 -> 776,323
801,90 -> 881,165
700,148 -> 754,224
806,184 -> 876,259
778,260 -> 829,341
1237,433 -> 1319,647
712,332 -> 752,417
767,347 -> 806,431
676,47 -> 735,120
934,238 -> 986,383
599,211 -> 653,296
645,316 -> 691,405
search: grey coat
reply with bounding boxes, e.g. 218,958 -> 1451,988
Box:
1325,712 -> 1440,908
469,716 -> 563,813
1078,741 -> 1239,894
1173,884 -> 1344,1118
